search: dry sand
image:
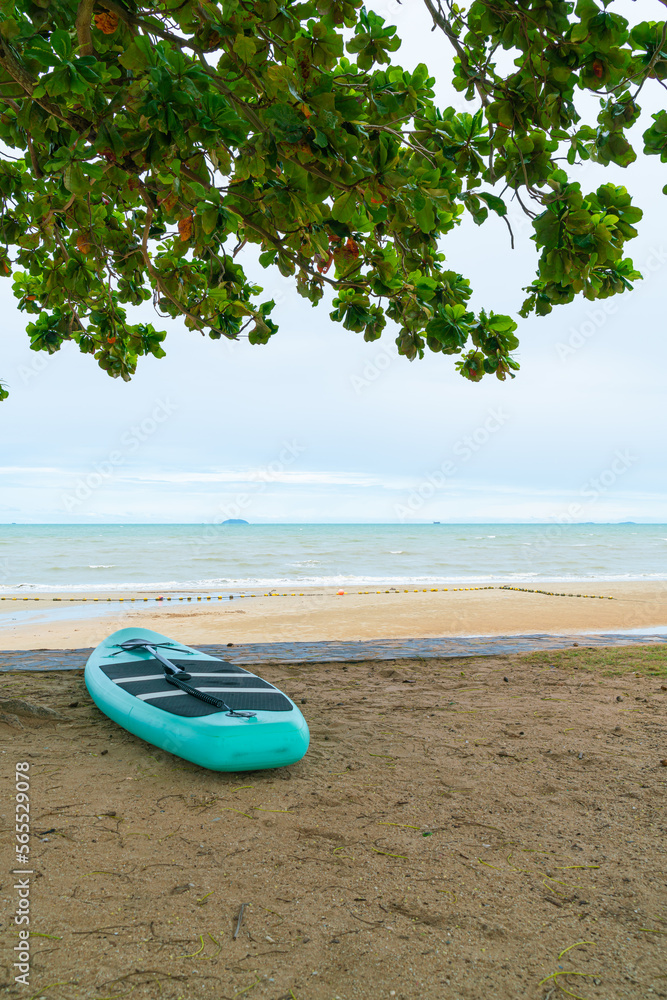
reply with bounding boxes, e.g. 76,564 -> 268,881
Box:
1,581 -> 666,650
1,644 -> 666,1000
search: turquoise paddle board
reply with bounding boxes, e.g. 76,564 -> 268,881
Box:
84,627 -> 309,771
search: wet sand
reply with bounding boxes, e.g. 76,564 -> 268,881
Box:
1,581 -> 666,650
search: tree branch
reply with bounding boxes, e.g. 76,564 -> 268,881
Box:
75,0 -> 95,56
502,213 -> 515,250
633,19 -> 667,100
26,134 -> 43,179
422,0 -> 490,107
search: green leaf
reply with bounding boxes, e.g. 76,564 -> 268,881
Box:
233,35 -> 257,61
63,162 -> 88,195
202,207 -> 219,234
118,38 -> 152,72
49,28 -> 71,60
0,18 -> 21,40
331,189 -> 358,223
575,0 -> 600,21
478,192 -> 507,217
414,198 -> 435,233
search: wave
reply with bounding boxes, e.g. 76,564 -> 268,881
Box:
3,571 -> 667,593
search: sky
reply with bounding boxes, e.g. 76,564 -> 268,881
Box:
2,0 -> 666,524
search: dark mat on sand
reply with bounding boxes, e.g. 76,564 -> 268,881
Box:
1,632 -> 665,671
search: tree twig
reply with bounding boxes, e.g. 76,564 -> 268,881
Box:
502,214 -> 515,250
422,0 -> 490,107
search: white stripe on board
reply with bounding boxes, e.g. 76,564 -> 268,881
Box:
137,686 -> 280,701
113,671 -> 254,684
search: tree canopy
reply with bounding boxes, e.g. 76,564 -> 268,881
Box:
0,0 -> 663,400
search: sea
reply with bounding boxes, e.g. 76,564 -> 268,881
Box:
0,523 -> 665,593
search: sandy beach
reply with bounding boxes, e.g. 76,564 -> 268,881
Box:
2,581 -> 666,999
1,644 -> 666,1000
1,581 -> 666,651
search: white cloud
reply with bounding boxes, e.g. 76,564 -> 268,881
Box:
0,467 -> 64,475
118,469 -> 394,487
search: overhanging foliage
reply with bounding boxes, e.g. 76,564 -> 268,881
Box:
0,0 -> 662,399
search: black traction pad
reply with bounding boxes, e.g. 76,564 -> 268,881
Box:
99,657 -> 293,716
102,657 -> 247,681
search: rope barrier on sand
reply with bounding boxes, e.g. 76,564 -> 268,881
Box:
497,585 -> 613,599
0,586 -> 614,602
349,586 -> 612,599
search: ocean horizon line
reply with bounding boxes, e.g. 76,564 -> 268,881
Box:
1,520 -> 666,527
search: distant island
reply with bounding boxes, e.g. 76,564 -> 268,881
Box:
222,519 -> 249,525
